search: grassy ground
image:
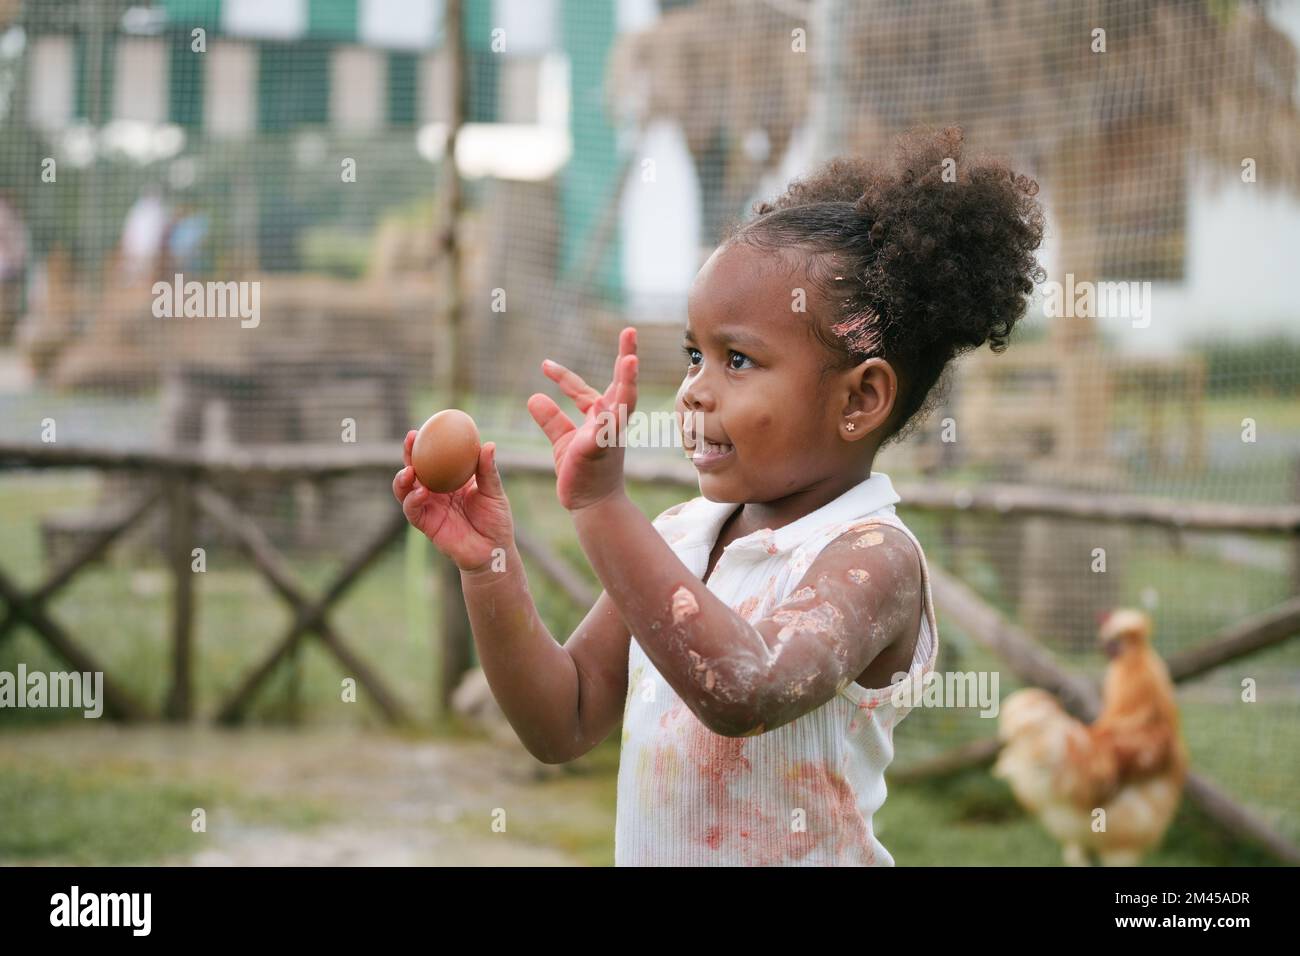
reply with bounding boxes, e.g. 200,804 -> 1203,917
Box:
1,416 -> 1297,864
0,725 -> 608,866
0,723 -> 1282,867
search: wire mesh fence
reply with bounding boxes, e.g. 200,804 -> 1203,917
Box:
0,0 -> 1297,854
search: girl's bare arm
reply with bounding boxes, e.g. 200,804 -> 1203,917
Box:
460,503 -> 688,763
572,492 -> 923,738
459,545 -> 632,764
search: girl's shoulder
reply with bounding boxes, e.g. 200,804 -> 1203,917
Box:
794,509 -> 914,554
652,497 -> 703,525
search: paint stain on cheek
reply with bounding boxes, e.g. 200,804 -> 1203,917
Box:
670,585 -> 699,625
847,568 -> 871,583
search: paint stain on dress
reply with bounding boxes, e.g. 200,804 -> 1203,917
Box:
660,700 -> 687,729
685,720 -> 752,782
652,744 -> 682,798
682,715 -> 782,863
785,759 -> 875,863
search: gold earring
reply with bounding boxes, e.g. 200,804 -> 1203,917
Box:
846,422 -> 856,432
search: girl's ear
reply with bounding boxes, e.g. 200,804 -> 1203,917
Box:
840,357 -> 898,439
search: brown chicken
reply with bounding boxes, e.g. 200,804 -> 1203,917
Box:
993,609 -> 1189,866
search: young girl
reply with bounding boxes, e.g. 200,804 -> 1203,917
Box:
394,126 -> 1045,866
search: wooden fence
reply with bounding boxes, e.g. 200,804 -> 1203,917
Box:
1,440 -> 1298,861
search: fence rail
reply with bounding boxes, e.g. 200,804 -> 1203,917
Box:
1,440 -> 1297,861
5,442 -> 1299,532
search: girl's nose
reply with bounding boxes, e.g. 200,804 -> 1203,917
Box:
679,377 -> 712,412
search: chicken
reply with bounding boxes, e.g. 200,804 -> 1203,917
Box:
992,609 -> 1189,866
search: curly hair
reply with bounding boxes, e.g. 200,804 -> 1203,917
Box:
724,126 -> 1046,448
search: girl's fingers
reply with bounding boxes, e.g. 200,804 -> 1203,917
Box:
402,429 -> 416,468
542,360 -> 601,413
401,485 -> 430,528
526,393 -> 577,447
393,464 -> 417,503
598,327 -> 637,406
615,354 -> 639,413
473,442 -> 505,499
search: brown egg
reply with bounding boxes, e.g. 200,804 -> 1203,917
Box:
411,409 -> 481,493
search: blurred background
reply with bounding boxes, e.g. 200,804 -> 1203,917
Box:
0,0 -> 1297,866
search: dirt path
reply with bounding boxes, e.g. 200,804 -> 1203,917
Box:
1,725 -> 612,866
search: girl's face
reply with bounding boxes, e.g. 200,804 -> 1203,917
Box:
675,241 -> 887,503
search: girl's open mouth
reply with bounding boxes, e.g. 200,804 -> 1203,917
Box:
690,440 -> 734,470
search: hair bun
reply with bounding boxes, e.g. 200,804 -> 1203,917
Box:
728,126 -> 1046,449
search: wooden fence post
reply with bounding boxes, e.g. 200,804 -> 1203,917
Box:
436,0 -> 474,717
164,476 -> 195,721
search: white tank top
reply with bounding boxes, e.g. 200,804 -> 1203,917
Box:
615,471 -> 939,866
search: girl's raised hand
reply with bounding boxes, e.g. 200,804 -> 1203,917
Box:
528,327 -> 638,512
393,428 -> 515,573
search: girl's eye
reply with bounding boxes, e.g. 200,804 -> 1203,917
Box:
681,346 -> 754,371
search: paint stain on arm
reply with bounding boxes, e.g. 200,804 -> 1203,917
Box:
670,585 -> 699,624
851,530 -> 884,549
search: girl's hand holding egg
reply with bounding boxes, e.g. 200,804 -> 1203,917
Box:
527,326 -> 638,513
412,409 -> 480,492
392,410 -> 515,574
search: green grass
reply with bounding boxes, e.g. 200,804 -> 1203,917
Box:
0,752 -> 335,864
444,739 -> 621,867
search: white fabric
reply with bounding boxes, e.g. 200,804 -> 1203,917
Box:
615,471 -> 939,866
